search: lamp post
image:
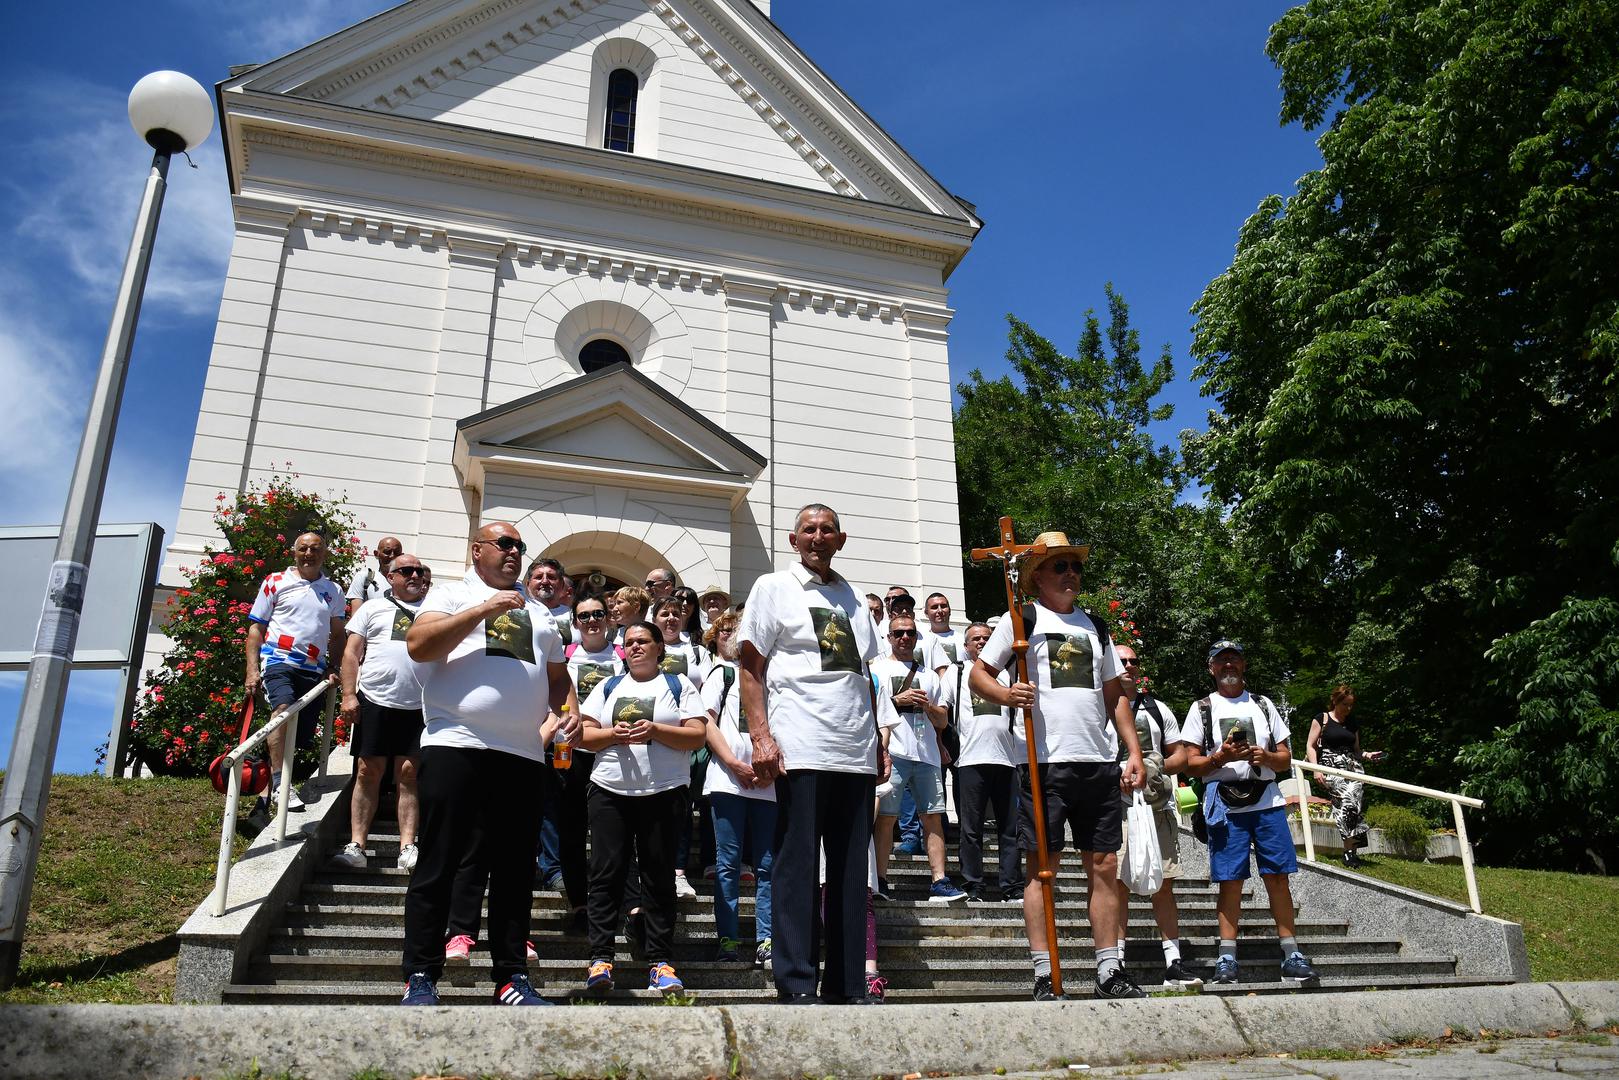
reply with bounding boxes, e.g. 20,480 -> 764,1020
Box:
0,70 -> 214,988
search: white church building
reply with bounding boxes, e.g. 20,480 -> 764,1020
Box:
162,0 -> 980,605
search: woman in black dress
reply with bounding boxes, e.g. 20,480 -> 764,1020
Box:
1306,685 -> 1385,867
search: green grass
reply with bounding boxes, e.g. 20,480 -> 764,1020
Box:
1349,855 -> 1619,981
0,772 -> 252,1004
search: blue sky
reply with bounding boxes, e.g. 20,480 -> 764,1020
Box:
0,1 -> 1322,772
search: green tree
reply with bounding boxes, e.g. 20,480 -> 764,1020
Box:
954,286 -> 1279,706
1189,0 -> 1619,864
128,472 -> 365,776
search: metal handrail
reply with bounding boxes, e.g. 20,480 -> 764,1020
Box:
208,680 -> 333,917
1290,758 -> 1485,914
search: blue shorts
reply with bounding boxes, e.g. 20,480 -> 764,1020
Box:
879,757 -> 947,817
260,665 -> 325,750
1207,804 -> 1298,882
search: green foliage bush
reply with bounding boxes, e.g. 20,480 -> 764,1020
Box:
1366,803 -> 1431,852
127,472 -> 364,775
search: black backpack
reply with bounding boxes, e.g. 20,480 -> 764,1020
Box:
1188,693 -> 1278,842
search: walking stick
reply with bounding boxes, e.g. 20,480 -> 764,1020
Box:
970,517 -> 1066,998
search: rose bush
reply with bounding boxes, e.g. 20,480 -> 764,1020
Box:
128,471 -> 365,775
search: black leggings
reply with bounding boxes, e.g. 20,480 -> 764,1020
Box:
587,784 -> 688,964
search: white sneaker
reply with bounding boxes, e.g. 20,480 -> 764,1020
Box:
397,843 -> 418,872
674,871 -> 697,899
331,842 -> 366,869
285,786 -> 307,812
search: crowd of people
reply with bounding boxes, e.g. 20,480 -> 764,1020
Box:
241,503 -> 1350,1006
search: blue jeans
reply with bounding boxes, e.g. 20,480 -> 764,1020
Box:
899,789 -> 923,846
710,792 -> 775,944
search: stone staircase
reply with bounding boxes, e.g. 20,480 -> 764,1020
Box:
216,813 -> 1514,1005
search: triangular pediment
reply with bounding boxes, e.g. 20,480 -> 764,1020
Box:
453,363 -> 765,503
222,0 -> 978,222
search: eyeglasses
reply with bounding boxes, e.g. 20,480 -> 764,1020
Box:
1047,559 -> 1080,575
575,610 -> 608,622
390,566 -> 427,578
479,536 -> 527,556
889,629 -> 918,638
1119,656 -> 1141,667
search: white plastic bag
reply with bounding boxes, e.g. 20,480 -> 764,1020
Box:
1122,790 -> 1164,896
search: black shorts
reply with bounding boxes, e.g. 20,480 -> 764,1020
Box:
1017,761 -> 1123,854
352,692 -> 425,759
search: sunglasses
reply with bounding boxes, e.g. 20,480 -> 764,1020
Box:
1046,559 -> 1081,575
1119,656 -> 1141,666
889,629 -> 918,638
575,610 -> 608,621
390,565 -> 428,578
479,536 -> 527,556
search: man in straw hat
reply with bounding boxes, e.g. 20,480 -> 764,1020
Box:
971,530 -> 1148,1000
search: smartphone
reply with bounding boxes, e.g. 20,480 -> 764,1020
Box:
1228,727 -> 1249,746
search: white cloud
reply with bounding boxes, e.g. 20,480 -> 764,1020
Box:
214,0 -> 389,63
9,78 -> 234,322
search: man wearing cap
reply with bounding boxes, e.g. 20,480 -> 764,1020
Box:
738,503 -> 885,1004
1180,640 -> 1319,986
971,531 -> 1147,1000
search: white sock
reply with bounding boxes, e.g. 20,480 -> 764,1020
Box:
1162,938 -> 1181,964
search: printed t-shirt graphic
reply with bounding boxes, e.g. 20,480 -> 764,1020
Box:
613,696 -> 655,727
390,607 -> 414,640
979,601 -> 1121,764
812,608 -> 861,673
575,662 -> 616,701
485,608 -> 536,662
1042,632 -> 1095,690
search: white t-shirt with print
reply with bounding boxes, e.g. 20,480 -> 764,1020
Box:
701,661 -> 774,803
979,602 -> 1122,764
416,570 -> 565,761
737,563 -> 881,775
548,605 -> 575,648
347,594 -> 424,709
584,671 -> 705,796
871,655 -> 945,768
1178,690 -> 1289,815
923,628 -> 961,671
658,641 -> 707,691
950,661 -> 1021,768
249,569 -> 346,673
346,565 -> 386,605
566,641 -> 623,706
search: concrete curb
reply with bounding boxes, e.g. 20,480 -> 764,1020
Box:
0,981 -> 1613,1080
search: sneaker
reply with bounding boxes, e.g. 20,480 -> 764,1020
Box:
1212,955 -> 1239,984
928,877 -> 967,903
1343,850 -> 1363,869
585,959 -> 614,994
873,876 -> 892,901
526,940 -> 539,961
1032,974 -> 1056,1001
331,842 -> 366,869
401,972 -> 439,1005
963,882 -> 985,902
1096,970 -> 1146,999
494,972 -> 552,1006
649,962 -> 684,994
1003,892 -> 1026,905
716,937 -> 743,963
1162,958 -> 1203,989
285,786 -> 307,813
740,865 -> 755,883
754,938 -> 772,969
865,972 -> 888,1003
894,838 -> 922,856
1280,951 -> 1320,984
444,934 -> 474,964
674,871 -> 698,899
541,870 -> 565,891
397,843 -> 418,872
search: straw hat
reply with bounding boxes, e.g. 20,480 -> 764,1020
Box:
1020,530 -> 1091,590
697,585 -> 730,606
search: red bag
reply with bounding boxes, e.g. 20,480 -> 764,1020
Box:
209,697 -> 271,796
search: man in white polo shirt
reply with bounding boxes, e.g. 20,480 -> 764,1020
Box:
950,620 -> 1024,903
972,530 -> 1147,1001
739,503 -> 885,1004
398,522 -> 576,1008
244,530 -> 347,815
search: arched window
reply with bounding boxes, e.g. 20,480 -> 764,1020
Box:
604,69 -> 639,153
579,338 -> 631,373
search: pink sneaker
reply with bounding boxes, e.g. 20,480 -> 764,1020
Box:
526,940 -> 539,961
444,934 -> 474,963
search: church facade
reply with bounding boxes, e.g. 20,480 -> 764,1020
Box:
162,0 -> 980,606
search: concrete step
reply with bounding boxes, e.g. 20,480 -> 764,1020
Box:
247,950 -> 1460,988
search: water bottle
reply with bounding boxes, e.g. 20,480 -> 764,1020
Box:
553,704 -> 572,770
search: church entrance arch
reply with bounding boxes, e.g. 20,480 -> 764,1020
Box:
540,529 -> 665,599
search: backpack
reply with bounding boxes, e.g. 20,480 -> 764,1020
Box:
600,670 -> 683,705
1188,693 -> 1278,841
1009,603 -> 1115,734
